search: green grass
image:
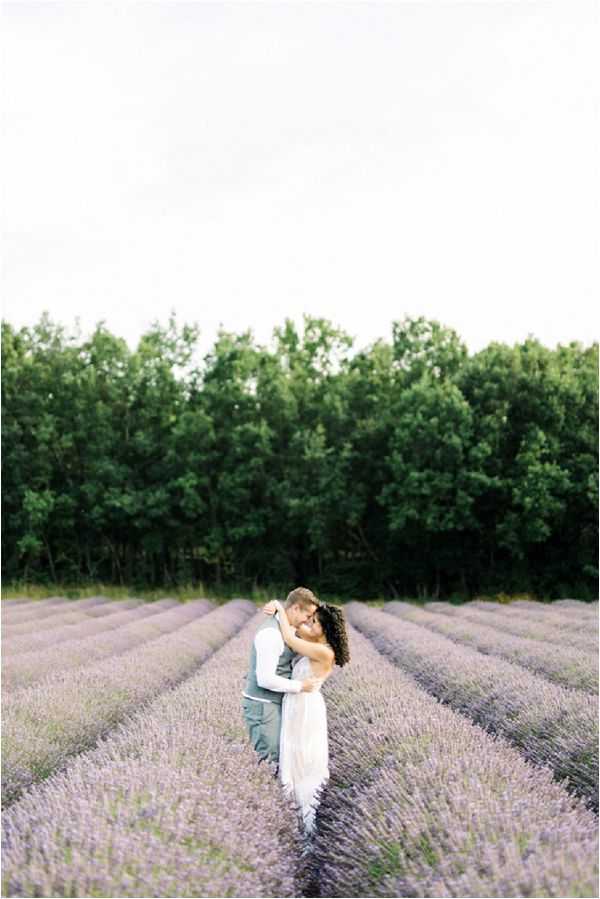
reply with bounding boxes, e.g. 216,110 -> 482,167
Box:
0,581 -> 553,606
0,580 -> 392,606
367,841 -> 405,881
1,580 -> 268,605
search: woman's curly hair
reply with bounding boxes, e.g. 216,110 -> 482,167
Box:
316,603 -> 350,667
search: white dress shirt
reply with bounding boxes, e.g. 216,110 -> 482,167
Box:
243,613 -> 303,702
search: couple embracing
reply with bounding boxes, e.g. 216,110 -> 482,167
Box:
241,586 -> 350,834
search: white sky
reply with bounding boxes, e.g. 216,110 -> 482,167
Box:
2,0 -> 598,359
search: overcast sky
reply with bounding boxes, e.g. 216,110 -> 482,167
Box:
2,0 -> 598,359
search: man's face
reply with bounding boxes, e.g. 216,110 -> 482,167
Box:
288,602 -> 318,628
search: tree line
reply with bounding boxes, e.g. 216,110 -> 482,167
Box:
1,312 -> 597,599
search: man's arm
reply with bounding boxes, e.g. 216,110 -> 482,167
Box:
255,628 -> 303,693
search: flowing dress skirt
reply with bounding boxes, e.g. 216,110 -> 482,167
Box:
279,656 -> 329,834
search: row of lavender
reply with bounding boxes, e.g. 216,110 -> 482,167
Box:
470,599 -> 599,636
346,602 -> 598,809
2,615 -> 300,898
1,595 -> 103,624
2,596 -> 138,638
1,599 -> 255,806
2,599 -> 168,657
3,609 -> 597,898
383,601 -> 598,693
489,598 -> 598,618
2,599 -> 214,692
423,600 -> 598,652
310,625 -> 598,898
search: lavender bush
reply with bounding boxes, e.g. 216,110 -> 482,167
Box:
1,597 -> 71,625
1,595 -> 109,623
1,598 -> 35,606
1,614 -> 301,898
71,598 -> 147,617
472,601 -> 598,634
310,626 -> 598,898
2,598 -> 141,640
384,601 -> 598,693
1,599 -> 254,806
2,599 -> 212,693
553,600 -> 599,610
424,601 -> 598,653
508,599 -> 597,614
1,599 -> 165,657
346,602 -> 598,809
3,595 -> 68,610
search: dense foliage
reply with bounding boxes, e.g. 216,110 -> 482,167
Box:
2,312 -> 597,598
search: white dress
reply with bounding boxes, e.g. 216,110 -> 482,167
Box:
279,654 -> 330,834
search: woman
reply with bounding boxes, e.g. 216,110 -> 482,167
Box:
262,599 -> 350,834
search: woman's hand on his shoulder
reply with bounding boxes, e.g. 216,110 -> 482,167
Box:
262,600 -> 282,617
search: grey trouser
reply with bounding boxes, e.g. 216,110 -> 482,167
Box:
241,696 -> 282,764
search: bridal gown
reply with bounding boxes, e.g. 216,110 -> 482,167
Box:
279,654 -> 330,834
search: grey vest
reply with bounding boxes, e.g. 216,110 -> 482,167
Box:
244,616 -> 296,705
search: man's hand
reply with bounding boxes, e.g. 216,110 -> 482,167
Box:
300,676 -> 323,693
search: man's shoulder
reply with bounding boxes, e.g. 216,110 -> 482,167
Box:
255,616 -> 282,638
256,614 -> 279,628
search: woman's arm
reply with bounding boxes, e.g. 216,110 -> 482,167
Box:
263,601 -> 333,664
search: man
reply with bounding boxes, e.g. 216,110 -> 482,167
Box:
242,586 -> 321,769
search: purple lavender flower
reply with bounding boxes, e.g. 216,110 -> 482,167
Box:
1,600 -> 254,806
310,626 -> 599,898
423,600 -> 598,653
2,614 -> 301,898
346,602 -> 598,809
2,599 -> 213,692
384,601 -> 598,692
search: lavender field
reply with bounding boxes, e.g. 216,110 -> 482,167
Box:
1,597 -> 598,898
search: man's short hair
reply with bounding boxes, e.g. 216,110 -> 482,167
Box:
285,586 -> 320,612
